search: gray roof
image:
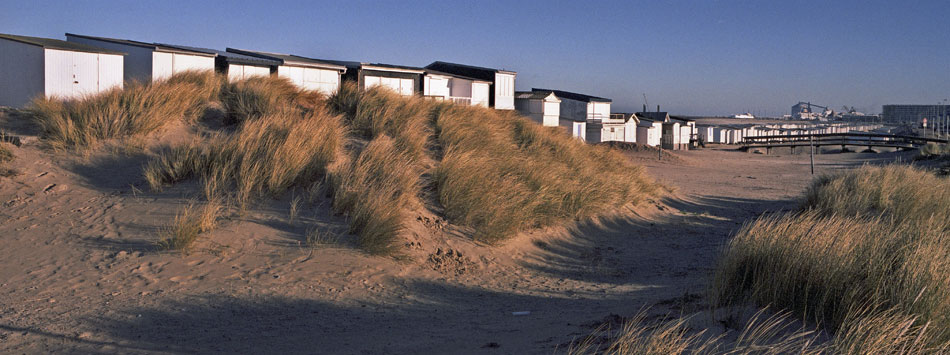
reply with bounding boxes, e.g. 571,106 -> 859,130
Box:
65,33 -> 214,56
0,33 -> 125,55
637,112 -> 670,122
425,61 -> 516,81
156,43 -> 280,66
532,88 -> 611,103
515,91 -> 558,100
425,69 -> 491,83
226,48 -> 346,71
321,60 -> 425,73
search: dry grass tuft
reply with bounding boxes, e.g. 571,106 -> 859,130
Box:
157,201 -> 222,253
0,143 -> 17,177
434,105 -> 657,242
919,142 -> 950,159
221,75 -> 325,124
713,165 -> 950,348
569,309 -> 824,355
29,71 -> 223,149
328,136 -> 419,255
143,109 -> 344,208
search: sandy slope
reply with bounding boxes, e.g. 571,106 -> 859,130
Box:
0,114 -> 916,354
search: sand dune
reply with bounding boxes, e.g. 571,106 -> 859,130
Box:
0,111 -> 917,353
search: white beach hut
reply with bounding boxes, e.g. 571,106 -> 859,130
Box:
637,119 -> 663,147
66,33 -> 214,82
425,69 -> 491,107
0,33 -> 124,107
425,61 -> 516,110
228,49 -> 347,94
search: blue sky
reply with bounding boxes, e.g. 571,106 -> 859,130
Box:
3,0 -> 948,115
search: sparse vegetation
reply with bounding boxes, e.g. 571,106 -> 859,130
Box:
434,106 -> 656,242
34,72 -> 655,255
0,143 -> 17,177
712,165 -> 950,349
28,71 -> 224,149
570,308 -> 948,354
157,201 -> 222,253
919,142 -> 950,159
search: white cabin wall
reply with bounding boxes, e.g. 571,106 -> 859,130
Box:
493,72 -> 515,110
587,102 -> 611,121
0,39 -> 44,107
152,52 -> 214,81
66,35 -> 153,82
542,100 -> 560,126
472,82 -> 489,107
423,75 -> 450,97
44,49 -> 114,100
278,66 -> 340,94
96,53 -> 124,92
227,64 -> 271,82
152,52 -> 173,80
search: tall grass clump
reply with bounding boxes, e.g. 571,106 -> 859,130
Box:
328,136 -> 419,255
29,70 -> 223,149
157,201 -> 222,253
144,109 -> 345,207
919,142 -> 950,159
221,76 -> 325,124
713,165 -> 950,347
0,143 -> 16,177
434,105 -> 656,242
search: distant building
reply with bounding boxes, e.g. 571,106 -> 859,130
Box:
156,44 -> 280,82
425,61 -> 516,110
324,60 -> 425,96
423,69 -> 491,107
530,88 -> 611,143
0,33 -> 125,107
66,33 -> 215,82
228,49 -> 348,94
881,105 -> 950,124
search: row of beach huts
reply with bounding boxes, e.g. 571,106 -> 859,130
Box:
0,32 -> 876,149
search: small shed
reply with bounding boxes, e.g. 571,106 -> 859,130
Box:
227,49 -> 346,94
156,44 -> 280,82
322,60 -> 424,96
0,33 -> 125,107
425,61 -> 516,110
594,113 -> 638,143
424,69 -> 491,106
637,118 -> 663,147
670,116 -> 696,149
515,91 -> 561,127
66,33 -> 214,82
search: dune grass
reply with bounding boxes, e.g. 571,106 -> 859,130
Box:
569,308 -> 947,354
712,165 -> 950,349
919,142 -> 950,159
433,105 -> 656,242
28,71 -> 224,149
0,143 -> 16,177
43,73 -> 655,255
143,109 -> 345,208
157,201 -> 222,253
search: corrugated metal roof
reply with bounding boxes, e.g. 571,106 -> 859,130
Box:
532,88 -> 611,103
425,69 -> 491,83
321,60 -> 425,74
0,33 -> 126,55
227,48 -> 346,71
65,33 -> 215,57
157,43 -> 280,66
425,61 -> 517,81
515,91 -> 557,100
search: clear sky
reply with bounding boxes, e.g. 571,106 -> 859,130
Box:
3,0 -> 948,116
